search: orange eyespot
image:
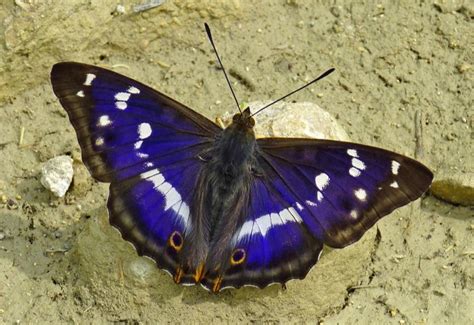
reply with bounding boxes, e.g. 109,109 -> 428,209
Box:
169,231 -> 183,251
230,248 -> 246,265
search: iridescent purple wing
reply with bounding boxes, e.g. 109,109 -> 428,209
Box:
51,62 -> 220,277
257,138 -> 433,248
201,164 -> 323,291
202,138 -> 432,291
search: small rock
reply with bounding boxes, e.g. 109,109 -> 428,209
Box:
249,101 -> 349,141
430,171 -> 474,206
433,1 -> 464,13
218,101 -> 349,141
456,63 -> 471,74
40,155 -> 74,197
71,162 -> 93,197
114,4 -> 126,15
129,258 -> 155,281
6,199 -> 18,210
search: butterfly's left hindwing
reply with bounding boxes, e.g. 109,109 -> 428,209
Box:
201,163 -> 323,292
51,62 -> 220,279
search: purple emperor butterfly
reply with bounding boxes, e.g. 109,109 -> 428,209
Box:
50,24 -> 432,293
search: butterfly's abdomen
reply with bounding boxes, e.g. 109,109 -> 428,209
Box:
208,122 -> 257,225
181,122 -> 257,271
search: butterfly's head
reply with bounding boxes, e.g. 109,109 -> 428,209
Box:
231,107 -> 255,131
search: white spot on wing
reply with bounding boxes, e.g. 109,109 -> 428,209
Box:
295,202 -> 304,211
174,202 -> 190,228
237,206 -> 303,239
161,185 -> 180,210
317,191 -> 324,202
288,207 -> 303,222
305,200 -> 317,207
137,152 -> 149,158
83,73 -> 96,86
255,214 -> 272,237
350,210 -> 358,219
128,86 -> 140,94
115,101 -> 127,110
95,137 -> 104,146
115,92 -> 131,101
390,181 -> 399,188
134,140 -> 143,149
279,209 -> 293,223
347,149 -> 358,157
141,169 -> 164,187
98,115 -> 111,127
76,90 -> 84,97
352,158 -> 366,170
392,160 -> 400,175
315,173 -> 330,191
138,123 -> 152,139
354,188 -> 367,201
140,168 -> 190,229
349,167 -> 361,177
238,221 -> 255,240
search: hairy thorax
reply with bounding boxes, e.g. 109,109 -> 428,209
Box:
182,109 -> 257,270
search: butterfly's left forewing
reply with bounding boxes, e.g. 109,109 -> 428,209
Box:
257,138 -> 433,248
51,62 -> 221,279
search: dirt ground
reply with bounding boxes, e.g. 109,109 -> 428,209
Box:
0,1 -> 473,323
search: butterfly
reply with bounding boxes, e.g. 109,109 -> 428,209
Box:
50,25 -> 433,293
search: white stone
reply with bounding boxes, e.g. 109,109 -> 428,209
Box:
128,258 -> 154,281
243,101 -> 349,140
40,155 -> 74,197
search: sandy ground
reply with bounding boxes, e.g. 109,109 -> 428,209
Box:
0,1 -> 473,323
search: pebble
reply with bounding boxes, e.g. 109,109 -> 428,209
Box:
430,171 -> 474,206
249,101 -> 349,141
71,162 -> 93,197
129,258 -> 155,280
115,4 -> 126,15
40,155 -> 74,197
6,199 -> 18,210
456,63 -> 471,74
218,102 -> 349,142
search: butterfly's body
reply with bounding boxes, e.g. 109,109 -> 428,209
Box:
184,109 -> 257,279
51,61 -> 433,293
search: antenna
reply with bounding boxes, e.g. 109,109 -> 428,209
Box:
204,23 -> 242,113
250,68 -> 335,117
